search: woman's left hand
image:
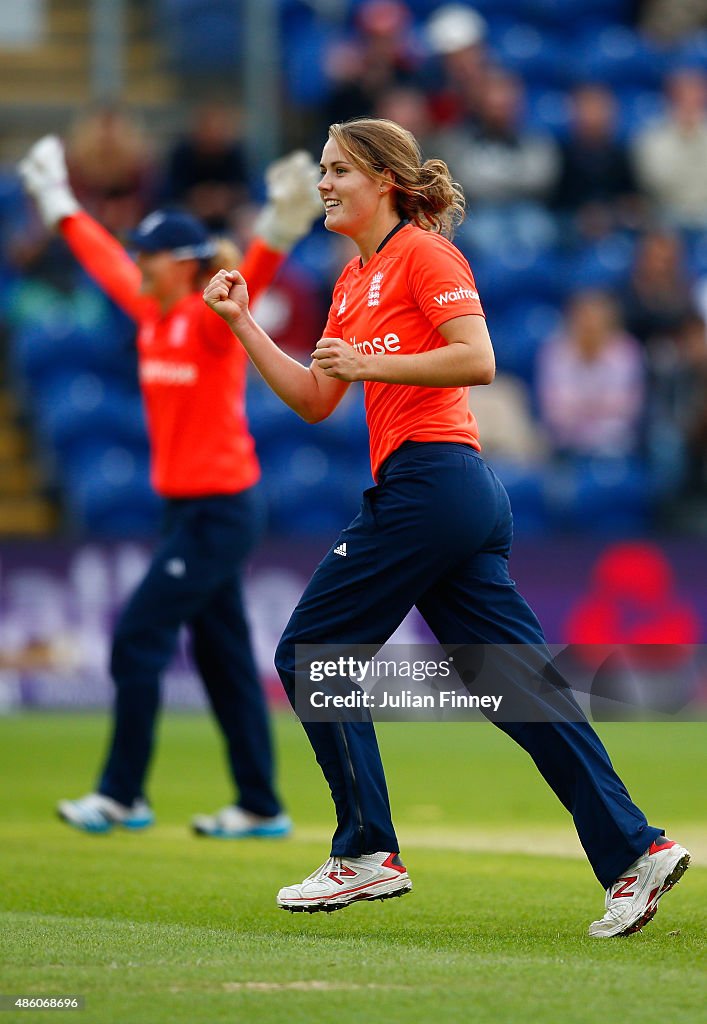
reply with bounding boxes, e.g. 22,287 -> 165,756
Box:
311,337 -> 364,381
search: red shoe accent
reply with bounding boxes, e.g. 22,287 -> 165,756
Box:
382,852 -> 407,873
648,837 -> 676,856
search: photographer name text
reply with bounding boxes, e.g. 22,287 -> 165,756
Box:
308,690 -> 503,712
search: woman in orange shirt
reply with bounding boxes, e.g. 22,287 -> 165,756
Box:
20,136 -> 321,838
204,117 -> 689,937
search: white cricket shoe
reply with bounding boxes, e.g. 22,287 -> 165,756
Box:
588,836 -> 690,937
57,793 -> 154,834
192,805 -> 292,839
277,851 -> 412,913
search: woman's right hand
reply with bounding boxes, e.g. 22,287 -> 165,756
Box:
203,269 -> 250,328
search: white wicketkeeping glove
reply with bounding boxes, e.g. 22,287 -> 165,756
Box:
253,150 -> 323,252
17,134 -> 80,229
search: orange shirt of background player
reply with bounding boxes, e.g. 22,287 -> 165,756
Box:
62,213 -> 283,497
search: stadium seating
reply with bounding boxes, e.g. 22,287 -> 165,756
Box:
3,0 -> 703,539
62,442 -> 160,537
157,0 -> 243,75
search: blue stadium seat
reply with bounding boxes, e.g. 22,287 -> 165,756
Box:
283,22 -> 335,105
471,245 -> 567,311
488,301 -> 562,383
491,460 -> 549,535
542,457 -> 651,534
12,316 -> 136,388
288,226 -> 344,290
260,439 -> 370,536
63,443 -> 160,538
524,87 -> 572,139
157,0 -> 242,74
0,170 -> 28,247
614,86 -> 665,141
34,373 -> 148,460
316,389 -> 369,452
686,233 -> 707,278
493,0 -> 634,30
246,374 -> 310,452
494,25 -> 572,89
559,234 -> 635,295
571,27 -> 669,89
672,30 -> 707,71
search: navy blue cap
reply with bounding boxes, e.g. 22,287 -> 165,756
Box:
128,210 -> 216,260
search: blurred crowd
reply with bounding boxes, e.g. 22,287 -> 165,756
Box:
1,0 -> 707,538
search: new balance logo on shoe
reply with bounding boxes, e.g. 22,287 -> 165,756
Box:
334,542 -> 347,557
611,876 -> 638,899
326,863 -> 357,885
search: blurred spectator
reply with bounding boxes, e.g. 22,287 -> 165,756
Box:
618,229 -> 696,347
321,0 -> 419,131
646,311 -> 707,497
634,0 -> 707,43
422,4 -> 490,128
65,104 -> 156,235
633,68 -> 707,229
552,83 -> 644,240
374,85 -> 437,153
471,372 -> 549,465
160,102 -> 248,232
436,68 -> 559,251
537,290 -> 645,458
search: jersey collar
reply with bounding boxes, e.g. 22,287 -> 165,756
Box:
359,219 -> 410,267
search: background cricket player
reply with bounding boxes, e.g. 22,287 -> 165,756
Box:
203,116 -> 690,935
18,135 -> 322,838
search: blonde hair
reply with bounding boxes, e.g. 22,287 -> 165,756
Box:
328,117 -> 465,237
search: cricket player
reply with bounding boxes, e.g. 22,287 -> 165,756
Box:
204,116 -> 690,936
19,135 -> 321,838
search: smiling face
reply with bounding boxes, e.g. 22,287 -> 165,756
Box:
318,136 -> 397,257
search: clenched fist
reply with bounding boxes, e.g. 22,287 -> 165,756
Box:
203,268 -> 250,327
311,337 -> 364,381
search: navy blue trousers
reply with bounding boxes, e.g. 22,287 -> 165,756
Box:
99,490 -> 282,817
275,443 -> 661,888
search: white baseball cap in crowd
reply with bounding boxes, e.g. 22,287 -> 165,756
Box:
426,4 -> 487,55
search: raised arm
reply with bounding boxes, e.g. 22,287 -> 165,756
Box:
237,150 -> 324,305
311,315 -> 496,387
18,135 -> 147,321
203,269 -> 348,422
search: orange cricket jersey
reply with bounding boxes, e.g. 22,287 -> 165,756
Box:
324,222 -> 485,480
61,212 -> 284,497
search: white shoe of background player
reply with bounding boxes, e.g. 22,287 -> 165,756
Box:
57,793 -> 154,834
192,805 -> 292,839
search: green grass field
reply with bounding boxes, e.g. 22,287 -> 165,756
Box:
1,713 -> 705,1023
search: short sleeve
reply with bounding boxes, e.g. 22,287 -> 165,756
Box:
406,234 -> 485,328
